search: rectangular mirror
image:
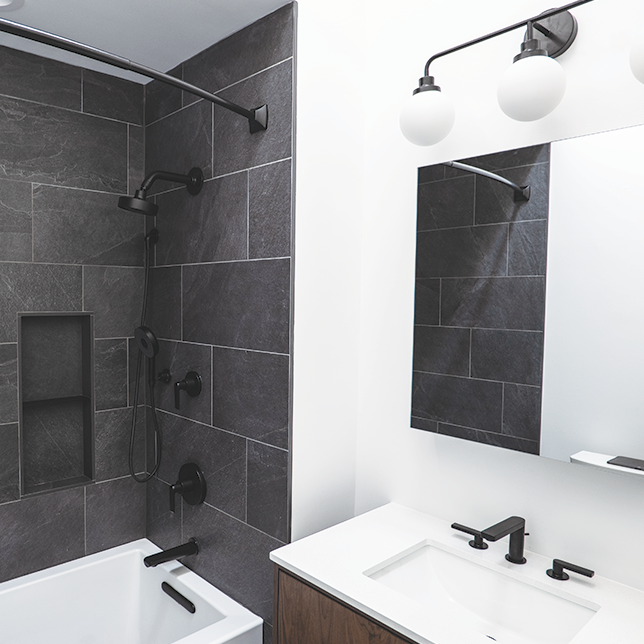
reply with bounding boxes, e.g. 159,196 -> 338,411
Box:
411,123 -> 644,470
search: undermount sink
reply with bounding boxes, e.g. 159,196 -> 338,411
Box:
365,541 -> 598,644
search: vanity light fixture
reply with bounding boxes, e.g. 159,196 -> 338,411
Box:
400,0 -> 594,146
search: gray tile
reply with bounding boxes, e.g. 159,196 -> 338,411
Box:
212,348 -> 289,449
154,340 -> 212,424
153,411 -> 246,521
147,266 -> 182,340
508,220 -> 548,276
417,175 -> 475,231
0,95 -> 127,192
183,4 -> 294,97
0,264 -> 82,343
86,476 -> 146,554
413,326 -> 470,377
410,416 -> 438,433
249,159 -> 292,259
438,423 -> 539,455
471,329 -> 544,386
0,178 -> 32,262
145,100 -> 213,193
155,173 -> 248,266
95,339 -> 128,411
474,163 -> 550,225
128,125 -> 145,195
22,398 -> 87,489
145,65 -> 183,125
82,69 -> 144,125
418,165 -> 446,184
416,225 -> 508,278
503,384 -> 542,442
0,487 -> 85,583
0,423 -> 19,503
182,502 -> 283,623
83,266 -> 144,338
0,344 -> 18,424
183,259 -> 291,353
33,185 -> 144,266
94,407 -> 144,481
247,442 -> 288,542
0,45 -> 81,110
412,371 -> 503,433
146,474 -> 182,550
441,277 -> 546,331
213,60 -> 293,177
414,279 -> 440,326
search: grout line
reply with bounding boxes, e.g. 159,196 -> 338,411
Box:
154,407 -> 289,452
246,170 -> 250,260
158,255 -> 291,269
412,368 -> 542,388
144,55 -> 294,127
0,89 -> 139,127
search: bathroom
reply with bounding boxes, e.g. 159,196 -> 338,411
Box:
0,0 -> 643,642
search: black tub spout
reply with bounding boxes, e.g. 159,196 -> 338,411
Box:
143,538 -> 198,568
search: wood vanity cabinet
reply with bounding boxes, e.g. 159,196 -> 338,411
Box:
274,565 -> 417,644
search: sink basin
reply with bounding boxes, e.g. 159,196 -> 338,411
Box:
365,541 -> 598,644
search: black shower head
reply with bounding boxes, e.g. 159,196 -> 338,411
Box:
118,190 -> 159,216
118,167 -> 203,216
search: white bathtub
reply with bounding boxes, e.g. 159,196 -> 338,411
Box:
0,539 -> 263,644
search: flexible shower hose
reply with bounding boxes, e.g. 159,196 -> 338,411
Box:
129,230 -> 162,483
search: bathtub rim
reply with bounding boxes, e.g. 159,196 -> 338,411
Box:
0,537 -> 263,644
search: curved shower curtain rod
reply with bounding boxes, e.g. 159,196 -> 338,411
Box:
442,161 -> 530,202
0,17 -> 268,134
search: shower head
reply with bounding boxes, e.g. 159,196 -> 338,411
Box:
118,167 -> 204,216
118,190 -> 159,216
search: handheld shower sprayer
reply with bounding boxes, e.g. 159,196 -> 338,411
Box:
118,167 -> 204,216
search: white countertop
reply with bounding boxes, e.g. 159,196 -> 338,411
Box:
270,503 -> 644,644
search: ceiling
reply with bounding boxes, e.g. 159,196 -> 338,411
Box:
0,0 -> 289,83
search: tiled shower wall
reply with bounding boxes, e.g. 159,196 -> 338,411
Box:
142,5 -> 295,643
0,46 -> 147,582
411,145 -> 550,455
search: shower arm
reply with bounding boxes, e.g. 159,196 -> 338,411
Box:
0,17 -> 268,134
442,160 -> 530,202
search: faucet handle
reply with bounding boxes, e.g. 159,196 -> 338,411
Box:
547,559 -> 595,581
169,463 -> 207,513
174,371 -> 202,410
451,523 -> 488,550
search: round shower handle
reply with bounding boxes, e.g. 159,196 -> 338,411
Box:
174,371 -> 202,410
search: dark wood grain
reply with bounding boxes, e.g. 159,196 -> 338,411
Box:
274,566 -> 417,644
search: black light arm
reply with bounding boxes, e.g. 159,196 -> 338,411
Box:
0,17 -> 268,134
423,0 -> 595,75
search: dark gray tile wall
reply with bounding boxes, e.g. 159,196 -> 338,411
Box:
0,44 -> 146,582
144,5 -> 295,641
411,145 -> 550,455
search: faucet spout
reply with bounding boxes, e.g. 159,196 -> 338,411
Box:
481,516 -> 526,564
143,538 -> 198,568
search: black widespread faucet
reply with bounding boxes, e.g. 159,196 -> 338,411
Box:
481,516 -> 527,564
143,538 -> 199,568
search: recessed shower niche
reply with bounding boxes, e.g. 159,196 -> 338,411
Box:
18,313 -> 94,495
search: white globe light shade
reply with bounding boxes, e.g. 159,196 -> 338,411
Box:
497,54 -> 566,122
399,90 -> 455,146
630,39 -> 644,84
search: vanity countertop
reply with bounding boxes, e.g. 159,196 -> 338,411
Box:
270,503 -> 644,644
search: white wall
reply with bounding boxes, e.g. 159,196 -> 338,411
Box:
293,0 -> 644,590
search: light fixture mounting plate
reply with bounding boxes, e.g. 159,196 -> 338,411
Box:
529,9 -> 578,59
